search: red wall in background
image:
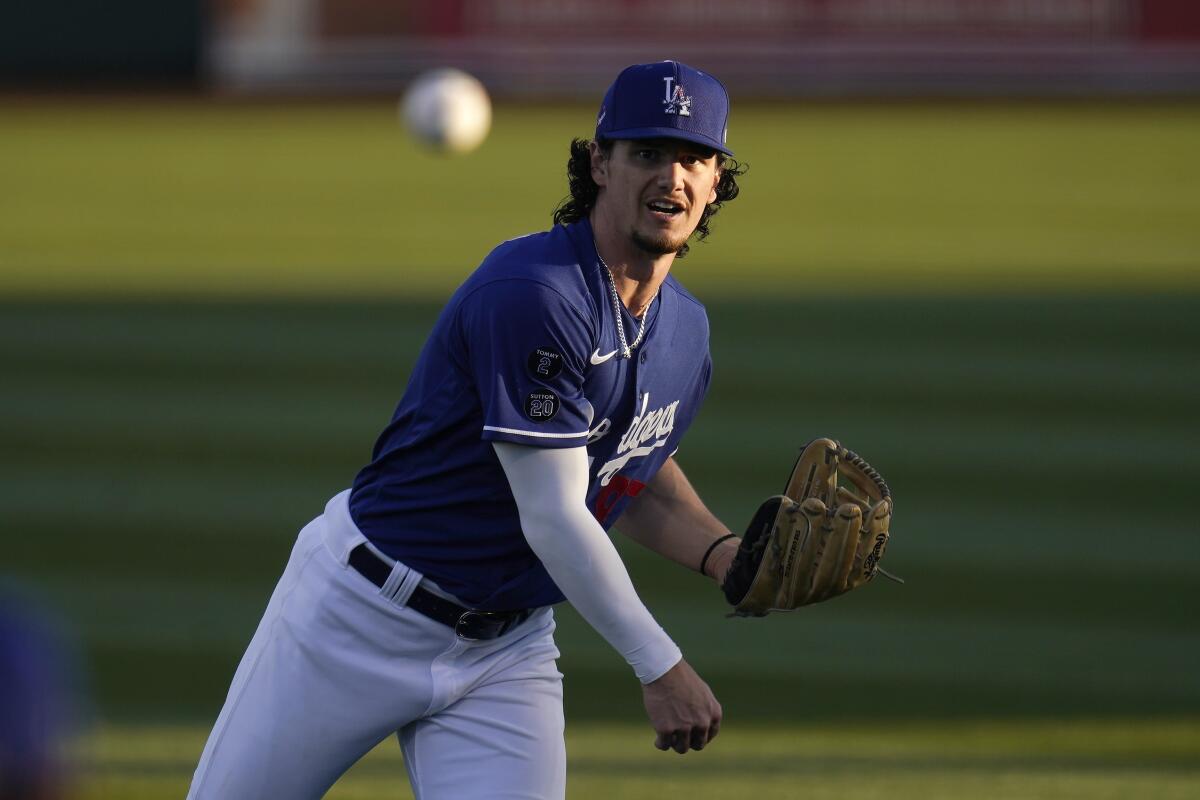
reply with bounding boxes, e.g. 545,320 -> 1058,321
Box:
224,0 -> 1200,95
320,0 -> 1165,41
1141,0 -> 1200,40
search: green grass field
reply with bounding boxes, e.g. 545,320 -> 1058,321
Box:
2,99 -> 1198,797
2,100 -> 1198,295
78,719 -> 1200,799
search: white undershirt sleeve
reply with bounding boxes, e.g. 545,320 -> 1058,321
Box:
492,441 -> 681,684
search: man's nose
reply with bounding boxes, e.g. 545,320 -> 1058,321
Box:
656,160 -> 686,191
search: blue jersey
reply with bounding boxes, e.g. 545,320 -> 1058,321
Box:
349,219 -> 712,611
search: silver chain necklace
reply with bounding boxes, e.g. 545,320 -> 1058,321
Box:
597,251 -> 655,359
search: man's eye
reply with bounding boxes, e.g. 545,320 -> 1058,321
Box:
637,149 -> 659,160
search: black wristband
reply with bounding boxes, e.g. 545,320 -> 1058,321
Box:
698,533 -> 737,577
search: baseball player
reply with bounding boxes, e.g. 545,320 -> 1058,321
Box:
188,60 -> 747,800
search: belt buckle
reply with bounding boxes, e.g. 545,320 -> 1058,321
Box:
455,610 -> 507,641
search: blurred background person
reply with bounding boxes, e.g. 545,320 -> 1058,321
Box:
0,587 -> 82,800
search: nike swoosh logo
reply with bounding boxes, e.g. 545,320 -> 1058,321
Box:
590,348 -> 618,365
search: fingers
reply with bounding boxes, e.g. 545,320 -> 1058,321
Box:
654,708 -> 722,754
655,725 -> 715,754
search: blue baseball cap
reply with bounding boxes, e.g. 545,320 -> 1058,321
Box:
595,61 -> 733,156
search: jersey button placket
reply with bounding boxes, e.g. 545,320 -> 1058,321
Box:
633,347 -> 647,406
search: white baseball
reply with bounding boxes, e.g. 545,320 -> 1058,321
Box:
400,68 -> 492,154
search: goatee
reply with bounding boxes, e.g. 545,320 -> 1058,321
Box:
632,229 -> 688,256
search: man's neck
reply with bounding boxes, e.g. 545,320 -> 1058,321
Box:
590,215 -> 676,319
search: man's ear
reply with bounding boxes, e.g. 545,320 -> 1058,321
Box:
708,167 -> 720,205
590,141 -> 609,187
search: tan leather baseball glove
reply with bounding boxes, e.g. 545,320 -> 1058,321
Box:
722,438 -> 897,616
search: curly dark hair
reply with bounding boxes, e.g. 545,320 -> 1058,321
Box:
552,138 -> 747,258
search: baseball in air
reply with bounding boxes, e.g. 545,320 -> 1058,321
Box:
401,68 -> 492,154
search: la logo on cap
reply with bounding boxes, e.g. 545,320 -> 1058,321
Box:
662,77 -> 691,117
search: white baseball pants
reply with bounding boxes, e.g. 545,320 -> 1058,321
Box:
187,490 -> 566,800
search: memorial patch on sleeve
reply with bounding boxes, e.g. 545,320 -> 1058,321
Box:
524,390 -> 560,422
527,347 -> 564,380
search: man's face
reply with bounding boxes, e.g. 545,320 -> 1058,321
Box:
591,138 -> 721,256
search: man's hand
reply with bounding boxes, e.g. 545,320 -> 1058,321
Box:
641,659 -> 722,754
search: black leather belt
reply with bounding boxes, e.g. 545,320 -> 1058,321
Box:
348,543 -> 533,641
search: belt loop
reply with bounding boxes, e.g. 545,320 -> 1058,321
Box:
394,566 -> 423,606
379,559 -> 420,606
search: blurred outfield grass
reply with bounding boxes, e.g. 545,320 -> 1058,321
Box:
1,99 -> 1198,295
78,719 -> 1200,799
2,99 -> 1198,797
5,294 -> 1199,797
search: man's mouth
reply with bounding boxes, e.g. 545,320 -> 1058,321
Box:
646,200 -> 684,218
